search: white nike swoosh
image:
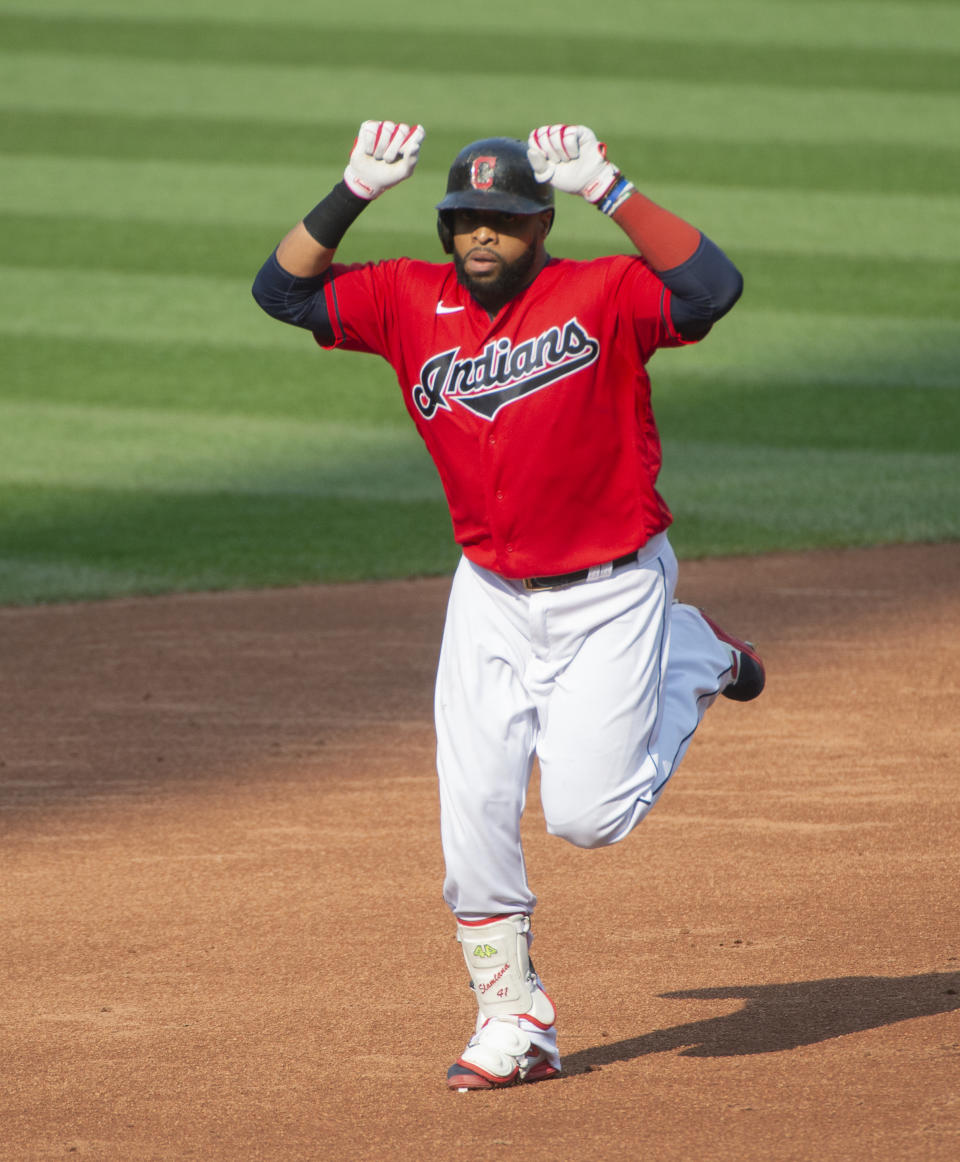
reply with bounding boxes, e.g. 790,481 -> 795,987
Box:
436,302 -> 465,315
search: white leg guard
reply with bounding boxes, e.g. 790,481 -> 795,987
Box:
448,915 -> 560,1090
458,914 -> 537,1020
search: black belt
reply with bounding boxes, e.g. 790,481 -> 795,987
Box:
522,551 -> 639,592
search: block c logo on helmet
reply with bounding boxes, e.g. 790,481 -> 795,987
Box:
470,157 -> 498,190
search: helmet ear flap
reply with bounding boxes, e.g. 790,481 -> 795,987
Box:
437,212 -> 453,255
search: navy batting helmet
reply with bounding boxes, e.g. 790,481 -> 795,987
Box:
436,137 -> 554,253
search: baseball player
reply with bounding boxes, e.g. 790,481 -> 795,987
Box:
253,120 -> 765,1090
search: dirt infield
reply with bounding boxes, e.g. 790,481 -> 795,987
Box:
2,543 -> 958,1161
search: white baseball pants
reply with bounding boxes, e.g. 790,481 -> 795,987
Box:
435,533 -> 733,919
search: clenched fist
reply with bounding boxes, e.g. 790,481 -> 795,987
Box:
527,124 -> 620,204
344,120 -> 426,200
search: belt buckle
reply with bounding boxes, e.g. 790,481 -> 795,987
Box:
522,576 -> 549,592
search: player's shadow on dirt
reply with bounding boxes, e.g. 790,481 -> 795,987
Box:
561,971 -> 960,1073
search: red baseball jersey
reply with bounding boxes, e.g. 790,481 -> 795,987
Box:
317,255 -> 694,578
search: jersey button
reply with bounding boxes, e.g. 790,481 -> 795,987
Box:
488,434 -> 497,445
495,490 -> 504,501
505,543 -> 514,553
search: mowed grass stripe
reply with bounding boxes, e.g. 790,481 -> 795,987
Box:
0,401 -> 440,500
0,335 -> 411,428
4,333 -> 956,455
0,266 -> 293,349
3,264 -> 958,392
3,266 -> 959,382
4,111 -> 958,198
660,439 -> 960,552
3,13 -> 959,92
670,308 -> 960,391
0,426 -> 954,601
4,213 -> 957,324
10,0 -> 960,54
1,400 -> 955,523
2,157 -> 957,260
0,484 -> 460,604
654,379 -> 960,456
3,54 -> 958,149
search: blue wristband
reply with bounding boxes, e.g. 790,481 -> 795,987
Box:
598,176 -> 635,216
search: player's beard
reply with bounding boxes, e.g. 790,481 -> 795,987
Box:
453,242 -> 539,312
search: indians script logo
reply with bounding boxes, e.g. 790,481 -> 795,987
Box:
412,318 -> 600,421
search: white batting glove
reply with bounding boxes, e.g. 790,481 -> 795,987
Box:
527,124 -> 622,205
343,120 -> 426,200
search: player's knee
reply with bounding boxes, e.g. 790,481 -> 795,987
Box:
542,781 -> 655,850
544,806 -> 632,850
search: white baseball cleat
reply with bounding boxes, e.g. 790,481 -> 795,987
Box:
446,998 -> 561,1090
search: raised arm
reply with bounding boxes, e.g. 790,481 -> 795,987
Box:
527,124 -> 742,339
252,120 -> 424,328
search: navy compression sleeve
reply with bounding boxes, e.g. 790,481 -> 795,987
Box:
251,251 -> 334,344
660,234 -> 743,340
251,181 -> 370,340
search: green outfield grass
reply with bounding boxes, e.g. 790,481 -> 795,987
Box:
1,0 -> 958,604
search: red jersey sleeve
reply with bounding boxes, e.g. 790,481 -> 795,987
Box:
315,259 -> 408,355
605,256 -> 698,367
